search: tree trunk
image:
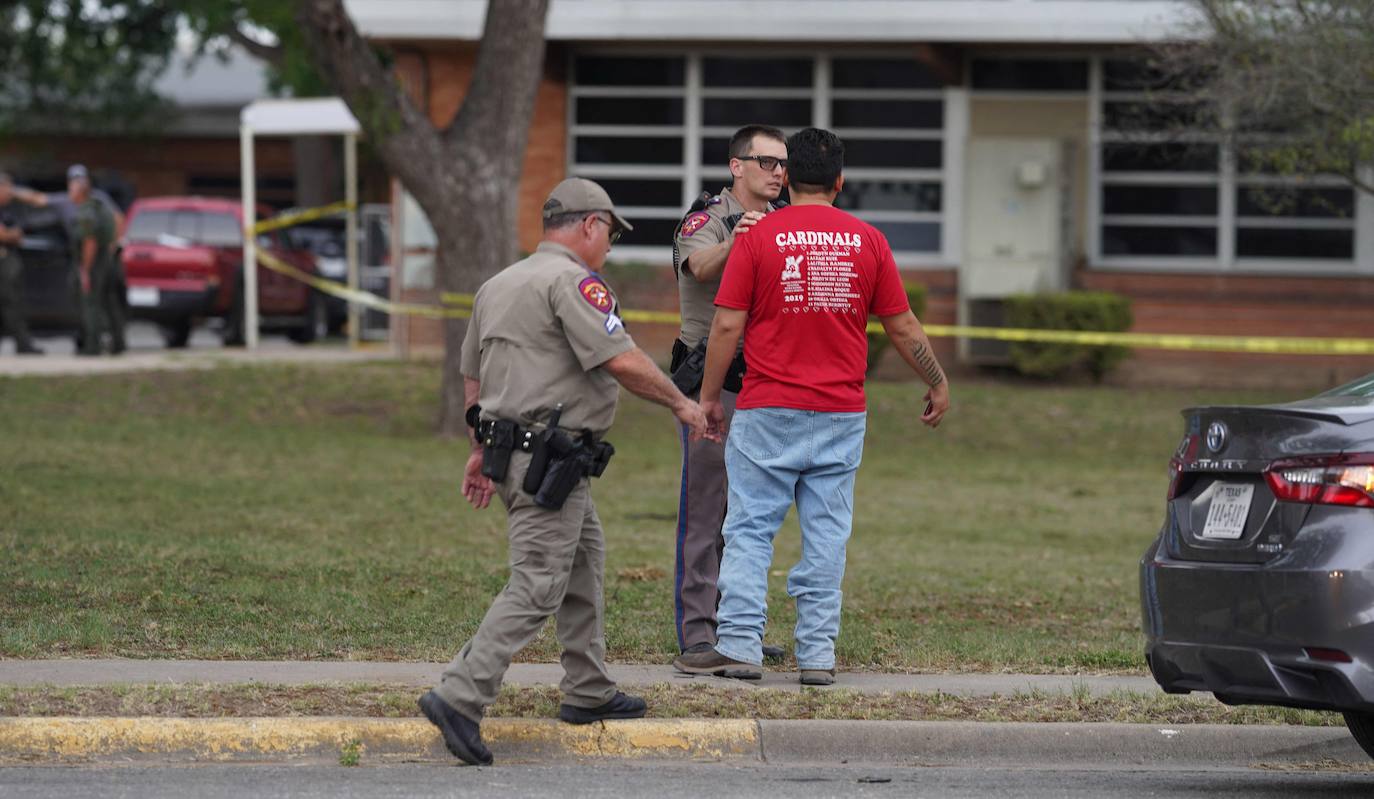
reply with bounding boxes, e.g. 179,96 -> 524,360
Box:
293,0 -> 549,437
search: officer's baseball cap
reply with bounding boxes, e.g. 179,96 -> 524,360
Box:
66,164 -> 89,182
541,178 -> 633,232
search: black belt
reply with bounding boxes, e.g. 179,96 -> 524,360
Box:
478,419 -> 536,453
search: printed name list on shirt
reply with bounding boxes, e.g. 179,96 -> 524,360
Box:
776,230 -> 864,314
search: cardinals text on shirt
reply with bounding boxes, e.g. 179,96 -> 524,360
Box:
774,230 -> 863,249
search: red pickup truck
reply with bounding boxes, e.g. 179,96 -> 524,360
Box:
120,197 -> 328,347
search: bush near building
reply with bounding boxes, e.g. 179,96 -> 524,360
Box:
1006,292 -> 1133,382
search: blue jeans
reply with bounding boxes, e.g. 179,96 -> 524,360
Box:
714,407 -> 866,670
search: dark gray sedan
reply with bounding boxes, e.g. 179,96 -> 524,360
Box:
1141,372 -> 1374,756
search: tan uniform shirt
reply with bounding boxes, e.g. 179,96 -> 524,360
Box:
461,241 -> 636,436
673,187 -> 776,348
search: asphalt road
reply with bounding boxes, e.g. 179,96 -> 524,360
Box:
4,763 -> 1374,799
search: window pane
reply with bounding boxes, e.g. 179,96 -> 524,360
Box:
575,136 -> 683,164
200,212 -> 242,247
1101,143 -> 1218,173
702,57 -> 812,87
1103,101 -> 1209,132
614,217 -> 682,248
832,58 -> 942,89
844,138 -> 942,169
870,221 -> 940,252
125,210 -> 174,243
575,56 -> 683,86
574,177 -> 682,208
1103,59 -> 1210,92
1102,225 -> 1217,256
970,58 -> 1088,91
575,97 -> 682,125
170,211 -> 200,242
703,98 -> 812,127
1236,227 -> 1353,259
701,137 -> 730,166
1102,185 -> 1217,216
831,100 -> 942,129
1237,187 -> 1354,219
835,181 -> 942,213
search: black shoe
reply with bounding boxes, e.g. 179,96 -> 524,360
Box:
673,648 -> 763,680
418,690 -> 493,766
762,644 -> 786,662
559,691 -> 647,724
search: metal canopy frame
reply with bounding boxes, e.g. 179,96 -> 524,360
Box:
239,97 -> 363,349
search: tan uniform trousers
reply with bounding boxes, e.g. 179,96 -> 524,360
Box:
436,450 -> 618,721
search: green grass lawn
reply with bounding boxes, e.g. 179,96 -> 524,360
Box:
0,362 -> 1297,671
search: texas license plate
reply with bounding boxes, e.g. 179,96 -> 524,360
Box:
127,286 -> 161,307
1201,483 -> 1254,540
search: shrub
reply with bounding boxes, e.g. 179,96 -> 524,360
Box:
1005,291 -> 1133,381
866,281 -> 928,373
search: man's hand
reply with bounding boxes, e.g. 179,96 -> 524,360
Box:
729,210 -> 766,242
921,382 -> 950,429
461,450 -> 496,509
701,397 -> 728,439
674,398 -> 719,443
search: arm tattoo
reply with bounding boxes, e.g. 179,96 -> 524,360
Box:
911,340 -> 945,388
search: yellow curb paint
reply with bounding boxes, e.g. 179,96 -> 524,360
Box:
0,717 -> 759,763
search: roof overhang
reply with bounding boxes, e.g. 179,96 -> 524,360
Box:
344,0 -> 1201,44
240,98 -> 361,136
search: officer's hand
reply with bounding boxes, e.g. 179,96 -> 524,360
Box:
730,211 -> 766,240
921,382 -> 950,429
700,398 -> 728,439
462,450 -> 496,510
675,399 -> 719,443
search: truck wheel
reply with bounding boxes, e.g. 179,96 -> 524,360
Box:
160,320 -> 193,349
287,292 -> 327,344
1344,712 -> 1374,760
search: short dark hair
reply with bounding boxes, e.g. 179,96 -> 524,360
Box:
728,125 -> 786,161
785,128 -> 844,192
543,209 -> 598,233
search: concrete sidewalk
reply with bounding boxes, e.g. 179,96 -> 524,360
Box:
0,660 -> 1159,696
0,344 -> 394,377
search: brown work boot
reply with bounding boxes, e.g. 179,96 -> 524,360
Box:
799,668 -> 836,686
673,647 -> 762,680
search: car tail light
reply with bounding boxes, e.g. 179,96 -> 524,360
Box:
1167,434 -> 1200,500
1264,454 -> 1374,508
1304,647 -> 1353,663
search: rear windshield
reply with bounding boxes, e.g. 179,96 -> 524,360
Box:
1319,373 -> 1374,398
125,209 -> 241,247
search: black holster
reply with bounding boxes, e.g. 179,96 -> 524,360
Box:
479,420 -> 518,481
522,426 -> 577,495
533,437 -> 616,510
670,338 -> 747,395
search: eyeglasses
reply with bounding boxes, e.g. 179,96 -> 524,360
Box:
592,214 -> 622,244
737,155 -> 788,172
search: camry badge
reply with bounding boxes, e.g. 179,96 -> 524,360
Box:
1205,421 -> 1228,453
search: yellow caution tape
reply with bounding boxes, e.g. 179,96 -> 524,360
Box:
251,201 -> 356,235
300,279 -> 1374,355
256,250 -> 471,319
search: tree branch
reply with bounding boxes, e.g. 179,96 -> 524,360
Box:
225,24 -> 284,67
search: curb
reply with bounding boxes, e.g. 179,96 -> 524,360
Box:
0,717 -> 1366,768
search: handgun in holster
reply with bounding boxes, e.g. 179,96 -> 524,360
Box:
534,436 -> 616,510
522,409 -> 577,495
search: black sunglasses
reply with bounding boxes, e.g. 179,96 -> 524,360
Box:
737,155 -> 788,171
592,214 -> 623,244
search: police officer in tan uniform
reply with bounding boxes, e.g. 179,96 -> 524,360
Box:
669,124 -> 787,665
420,178 -> 716,766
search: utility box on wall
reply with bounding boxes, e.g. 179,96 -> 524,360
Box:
960,137 -> 1074,363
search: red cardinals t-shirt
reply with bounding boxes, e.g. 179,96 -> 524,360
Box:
715,204 -> 910,412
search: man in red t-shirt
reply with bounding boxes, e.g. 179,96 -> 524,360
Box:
673,128 -> 951,685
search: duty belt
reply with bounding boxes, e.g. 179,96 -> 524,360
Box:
477,419 -> 535,453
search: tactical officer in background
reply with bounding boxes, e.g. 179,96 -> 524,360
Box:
65,166 -> 122,356
668,124 -> 787,666
419,178 -> 716,767
0,173 -> 42,355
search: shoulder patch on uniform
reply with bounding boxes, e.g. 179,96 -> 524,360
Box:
680,211 -> 710,238
577,276 -> 614,314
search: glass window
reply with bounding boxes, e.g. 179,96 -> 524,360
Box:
614,217 -> 682,248
1101,143 -> 1218,173
1236,228 -> 1353,259
575,136 -> 684,165
832,58 -> 942,89
200,212 -> 243,247
869,221 -> 941,252
702,57 -> 812,87
575,97 -> 683,126
575,56 -> 684,86
844,138 -> 942,169
1102,226 -> 1218,256
971,58 -> 1088,91
831,100 -> 942,129
1236,187 -> 1353,219
702,98 -> 812,128
169,211 -> 200,242
835,181 -> 942,213
1103,101 -> 1209,132
124,210 -> 174,243
701,137 -> 731,166
574,177 -> 682,208
1102,185 -> 1217,216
